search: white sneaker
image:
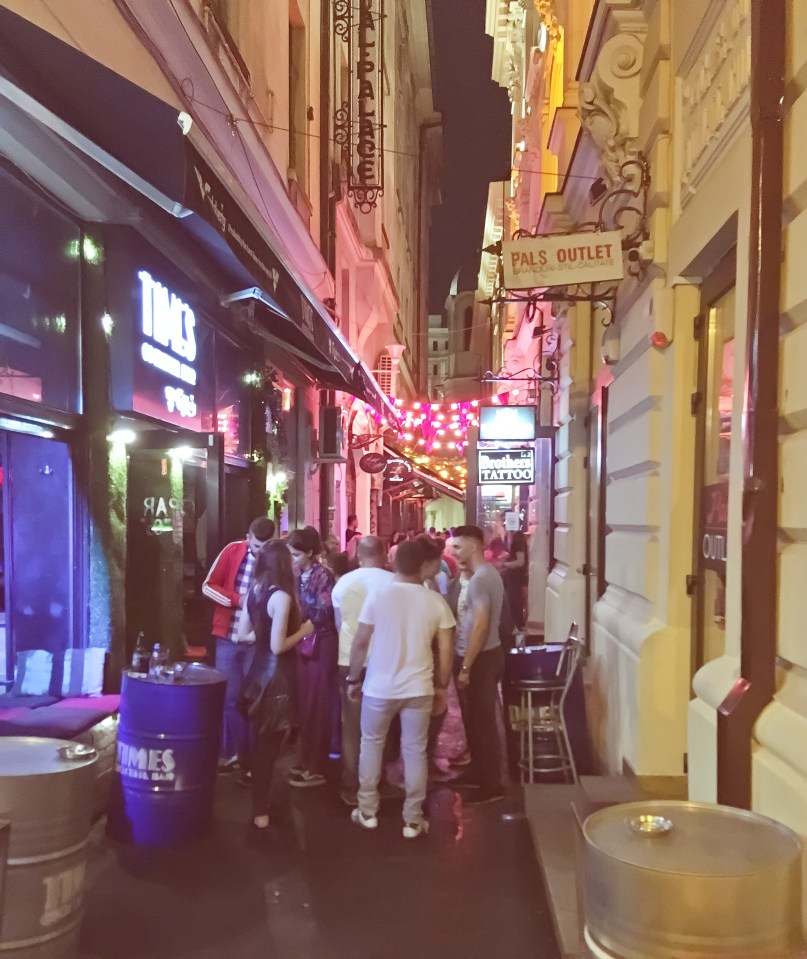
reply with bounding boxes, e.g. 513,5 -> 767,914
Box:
402,820 -> 429,840
351,808 -> 378,830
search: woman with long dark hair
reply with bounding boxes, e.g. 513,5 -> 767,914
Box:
286,526 -> 339,788
237,541 -> 313,829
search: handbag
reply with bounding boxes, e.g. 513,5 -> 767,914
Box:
296,631 -> 319,659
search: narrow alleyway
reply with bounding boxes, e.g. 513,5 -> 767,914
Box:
78,769 -> 559,959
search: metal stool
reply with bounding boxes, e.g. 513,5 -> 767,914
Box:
513,625 -> 581,785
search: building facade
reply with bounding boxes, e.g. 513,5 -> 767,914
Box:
0,0 -> 404,677
329,0 -> 442,543
485,0 -> 807,923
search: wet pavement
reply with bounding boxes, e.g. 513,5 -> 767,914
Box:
79,768 -> 560,959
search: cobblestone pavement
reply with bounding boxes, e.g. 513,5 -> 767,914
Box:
79,688 -> 558,959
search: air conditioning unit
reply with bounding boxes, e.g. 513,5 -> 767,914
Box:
318,406 -> 346,462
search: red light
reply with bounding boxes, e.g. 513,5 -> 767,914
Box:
650,331 -> 670,349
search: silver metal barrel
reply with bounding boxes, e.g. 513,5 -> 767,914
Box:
0,737 -> 97,958
582,800 -> 803,959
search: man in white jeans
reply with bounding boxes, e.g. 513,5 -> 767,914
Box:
347,540 -> 455,839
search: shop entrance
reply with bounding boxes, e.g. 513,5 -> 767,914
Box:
125,432 -> 230,663
0,429 -> 78,678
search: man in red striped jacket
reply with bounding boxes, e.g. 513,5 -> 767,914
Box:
203,516 -> 276,770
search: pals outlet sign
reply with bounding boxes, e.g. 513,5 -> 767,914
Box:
502,230 -> 624,290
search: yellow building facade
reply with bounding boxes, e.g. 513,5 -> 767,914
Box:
486,0 -> 807,920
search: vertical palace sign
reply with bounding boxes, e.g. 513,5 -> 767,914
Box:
334,0 -> 385,212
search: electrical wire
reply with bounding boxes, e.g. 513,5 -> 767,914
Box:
178,82 -> 602,182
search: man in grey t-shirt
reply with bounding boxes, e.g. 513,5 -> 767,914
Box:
451,524 -> 505,804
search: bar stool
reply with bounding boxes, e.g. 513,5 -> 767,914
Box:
513,624 -> 582,785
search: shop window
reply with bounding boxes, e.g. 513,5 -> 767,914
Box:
0,167 -> 80,413
215,333 -> 252,458
1,430 -> 78,674
694,252 -> 736,668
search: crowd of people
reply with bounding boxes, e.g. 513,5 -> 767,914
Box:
202,516 -> 530,837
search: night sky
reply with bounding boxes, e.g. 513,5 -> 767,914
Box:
427,0 -> 512,312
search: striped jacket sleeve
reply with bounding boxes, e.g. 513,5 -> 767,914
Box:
202,545 -> 238,606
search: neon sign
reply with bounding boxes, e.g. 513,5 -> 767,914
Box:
137,271 -> 198,420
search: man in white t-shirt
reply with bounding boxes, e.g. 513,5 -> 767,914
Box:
347,540 -> 455,839
331,536 -> 394,806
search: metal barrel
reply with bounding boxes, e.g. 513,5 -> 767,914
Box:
107,663 -> 226,847
0,737 -> 98,959
582,800 -> 804,958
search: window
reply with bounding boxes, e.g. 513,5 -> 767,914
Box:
288,5 -> 308,191
0,167 -> 80,413
375,351 -> 393,396
432,364 -> 439,376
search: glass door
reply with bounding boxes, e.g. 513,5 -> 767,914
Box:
693,254 -> 736,670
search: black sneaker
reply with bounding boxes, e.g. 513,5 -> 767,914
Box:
463,790 -> 505,806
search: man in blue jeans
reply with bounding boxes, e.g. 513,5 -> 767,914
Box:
203,516 -> 276,771
346,541 -> 455,839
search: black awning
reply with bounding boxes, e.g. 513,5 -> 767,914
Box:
0,5 -> 397,423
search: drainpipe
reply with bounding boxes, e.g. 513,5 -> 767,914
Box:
716,0 -> 784,809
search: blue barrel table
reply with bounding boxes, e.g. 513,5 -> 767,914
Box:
107,663 -> 226,847
0,737 -> 97,958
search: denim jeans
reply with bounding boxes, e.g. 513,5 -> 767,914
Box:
215,638 -> 255,761
338,666 -> 361,796
358,694 -> 432,824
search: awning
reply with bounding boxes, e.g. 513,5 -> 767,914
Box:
0,5 -> 397,423
383,445 -> 465,503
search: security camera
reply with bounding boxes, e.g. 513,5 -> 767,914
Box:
627,248 -> 641,263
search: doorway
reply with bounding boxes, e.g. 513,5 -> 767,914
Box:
692,251 -> 736,671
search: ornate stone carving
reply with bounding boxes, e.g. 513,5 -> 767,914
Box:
534,0 -> 560,42
578,33 -> 644,186
505,2 -> 525,104
679,0 -> 751,207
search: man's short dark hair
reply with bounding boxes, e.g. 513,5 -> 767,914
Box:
347,514 -> 358,525
395,540 -> 428,576
288,526 -> 322,555
249,517 -> 276,542
453,524 -> 485,544
415,534 -> 441,562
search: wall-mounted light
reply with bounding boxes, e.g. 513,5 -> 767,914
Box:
107,429 -> 136,445
101,313 -> 114,337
